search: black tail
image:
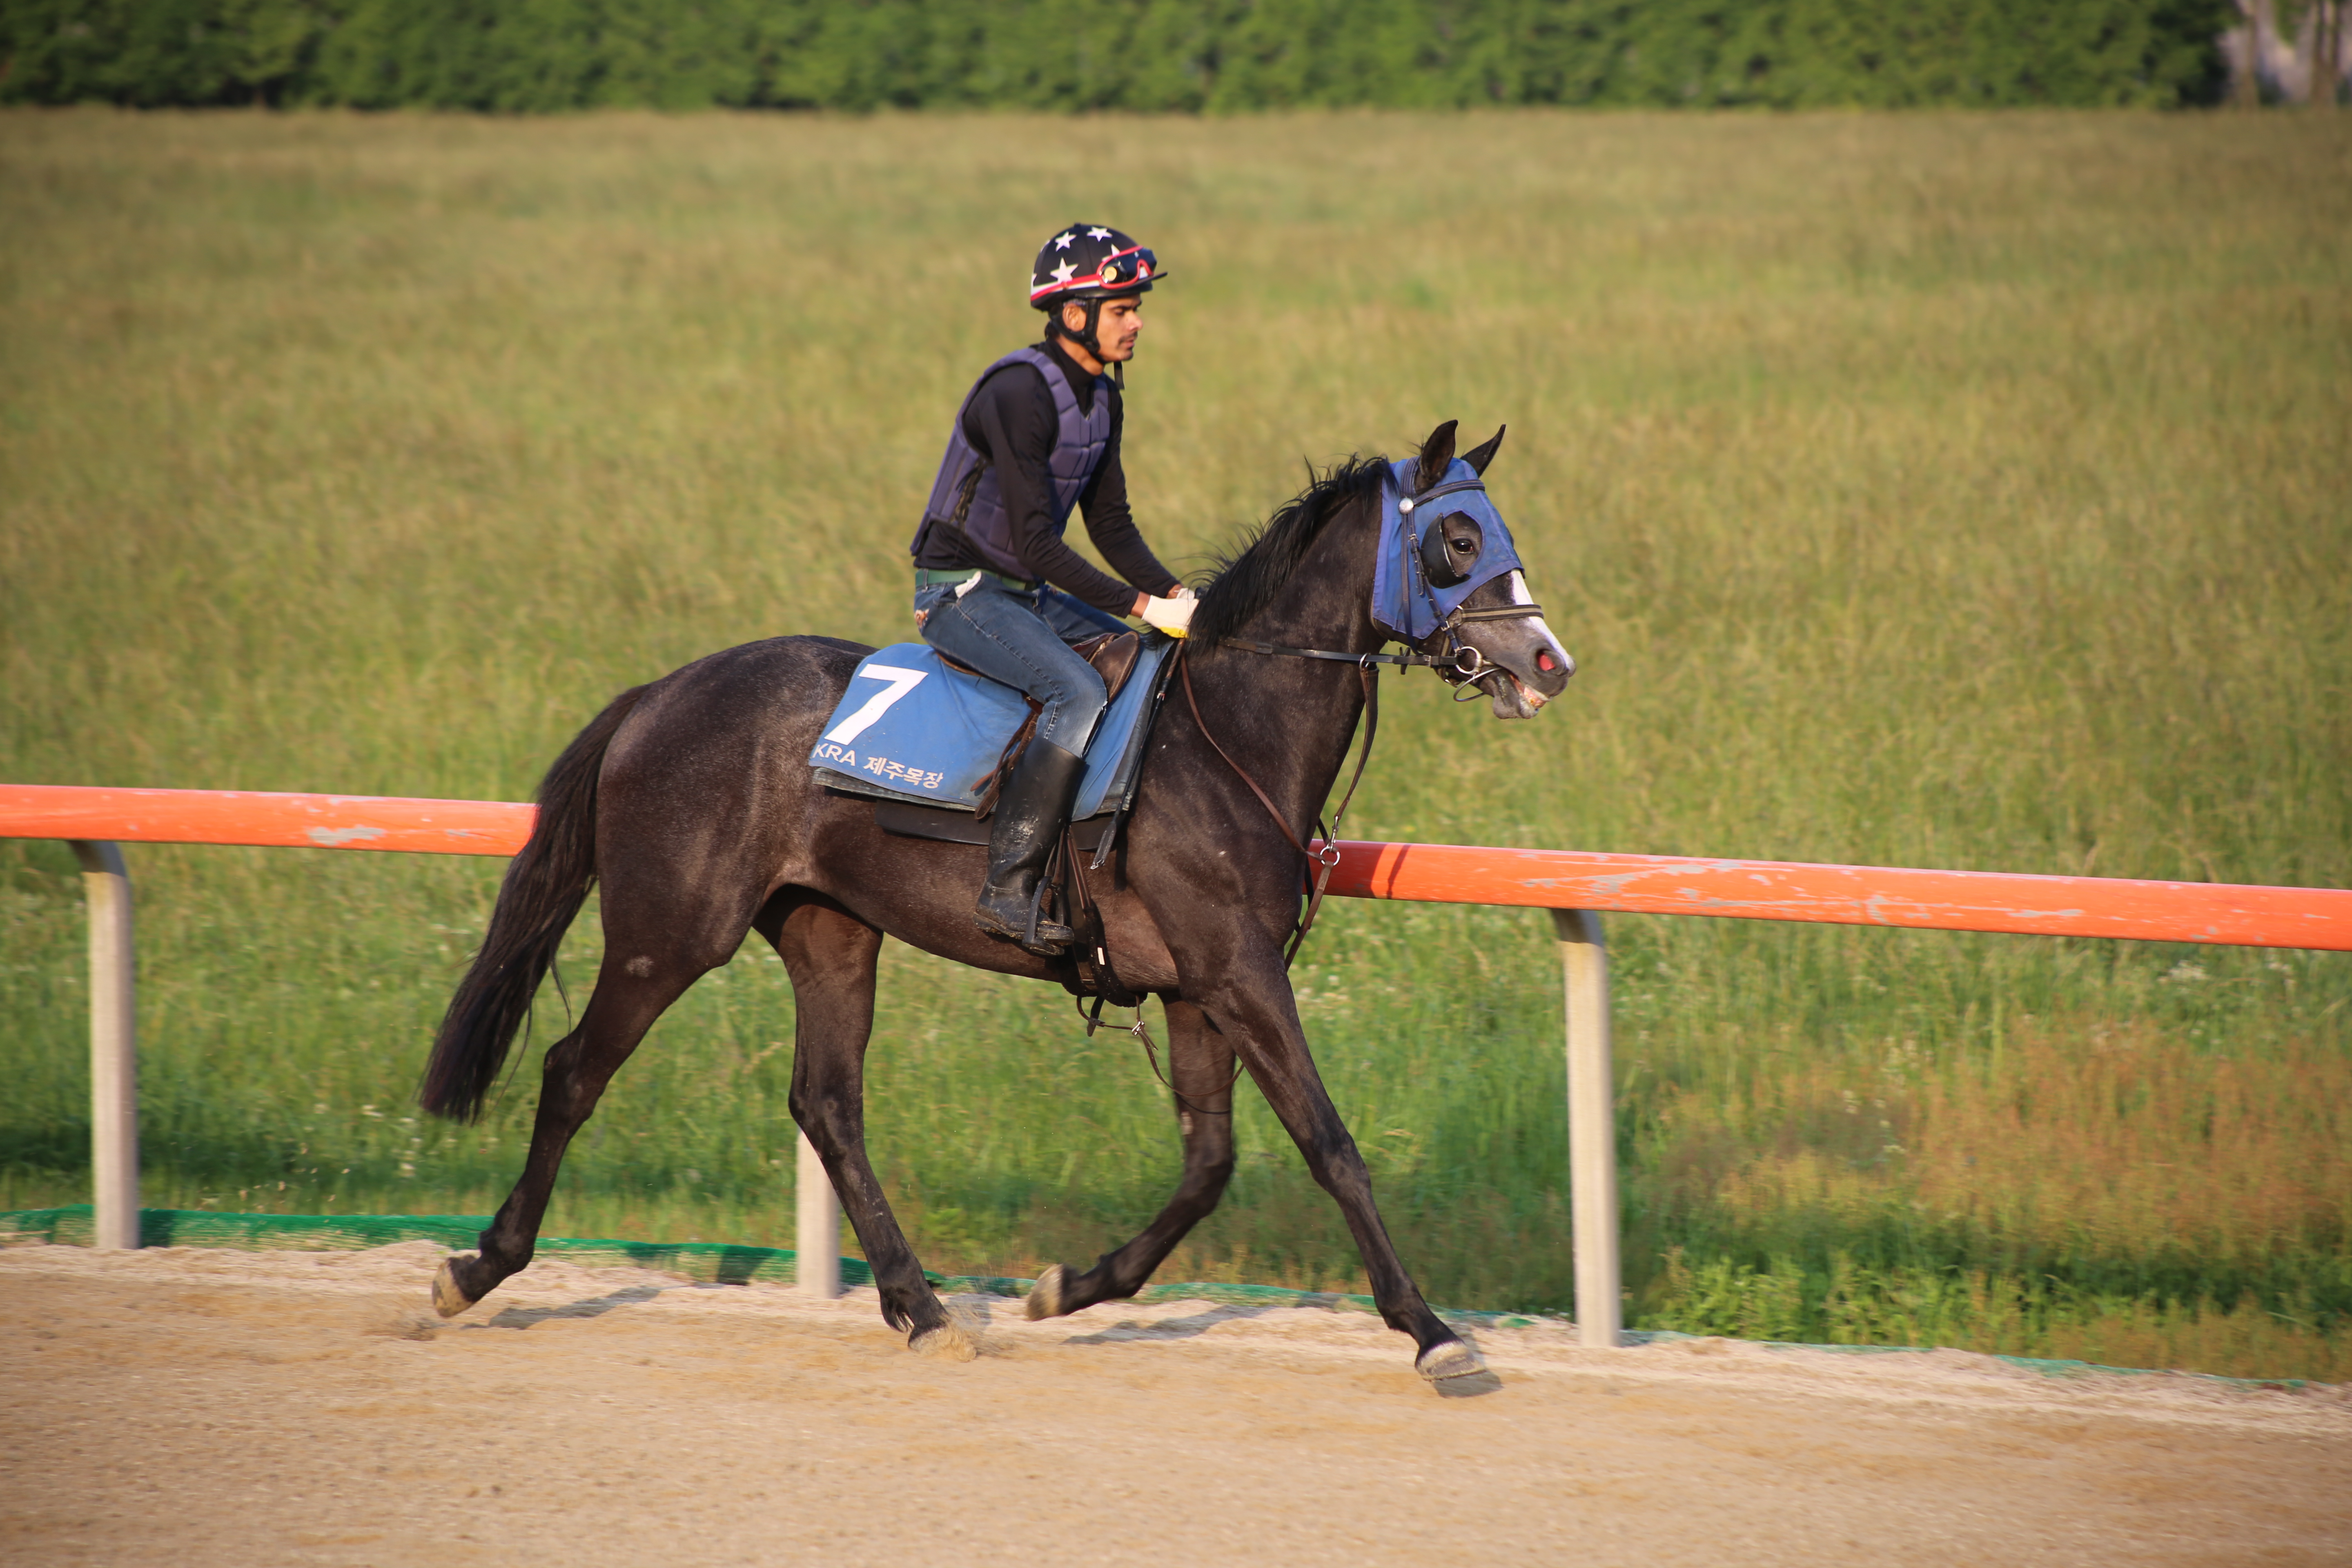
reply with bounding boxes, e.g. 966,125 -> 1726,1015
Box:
419,685 -> 647,1122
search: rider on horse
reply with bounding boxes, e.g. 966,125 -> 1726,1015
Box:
909,223 -> 1196,956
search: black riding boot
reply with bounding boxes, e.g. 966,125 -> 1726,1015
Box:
973,739 -> 1086,955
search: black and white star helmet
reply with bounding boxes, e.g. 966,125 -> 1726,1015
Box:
1029,223 -> 1163,311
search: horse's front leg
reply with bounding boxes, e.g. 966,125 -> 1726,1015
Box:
1185,944 -> 1482,1382
1026,997 -> 1236,1320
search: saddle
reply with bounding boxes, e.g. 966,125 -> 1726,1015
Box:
810,627 -> 1168,806
957,631 -> 1143,818
807,629 -> 1175,1008
931,630 -> 1140,702
995,633 -> 1148,1007
1075,630 -> 1146,701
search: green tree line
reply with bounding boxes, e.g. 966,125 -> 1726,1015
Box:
2,0 -> 2233,111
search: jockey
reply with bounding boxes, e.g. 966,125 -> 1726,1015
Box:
909,223 -> 1196,955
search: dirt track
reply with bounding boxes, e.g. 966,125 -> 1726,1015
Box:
3,1243 -> 2348,1566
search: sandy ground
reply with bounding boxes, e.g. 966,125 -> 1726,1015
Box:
2,1243 -> 2348,1567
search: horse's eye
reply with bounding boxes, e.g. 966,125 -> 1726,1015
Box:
1451,539 -> 1473,554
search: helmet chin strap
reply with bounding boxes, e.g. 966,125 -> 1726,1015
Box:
1053,297 -> 1122,388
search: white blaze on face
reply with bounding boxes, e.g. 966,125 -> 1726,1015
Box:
1505,571 -> 1575,686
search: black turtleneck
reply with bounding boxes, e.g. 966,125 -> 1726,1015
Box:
913,337 -> 1180,615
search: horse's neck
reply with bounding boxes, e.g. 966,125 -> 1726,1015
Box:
1252,496 -> 1388,662
1191,498 -> 1386,823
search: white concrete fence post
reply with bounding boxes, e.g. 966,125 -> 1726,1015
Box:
1551,908 -> 1621,1348
69,841 -> 139,1251
795,1128 -> 840,1298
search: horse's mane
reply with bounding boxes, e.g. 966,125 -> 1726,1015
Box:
1189,454 -> 1391,647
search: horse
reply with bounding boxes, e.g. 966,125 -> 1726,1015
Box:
416,419 -> 1574,1381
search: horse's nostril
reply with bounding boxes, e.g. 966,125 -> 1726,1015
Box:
1536,650 -> 1556,672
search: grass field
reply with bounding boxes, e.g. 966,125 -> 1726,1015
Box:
3,106 -> 2348,1380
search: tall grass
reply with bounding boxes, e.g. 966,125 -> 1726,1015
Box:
2,107 -> 2347,1379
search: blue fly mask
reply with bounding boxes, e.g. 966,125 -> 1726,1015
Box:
1369,456 -> 1527,646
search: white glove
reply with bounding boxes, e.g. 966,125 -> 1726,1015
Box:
1139,591 -> 1196,639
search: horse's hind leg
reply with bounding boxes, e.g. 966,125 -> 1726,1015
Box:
762,892 -> 964,1355
1026,999 -> 1236,1320
432,952 -> 704,1315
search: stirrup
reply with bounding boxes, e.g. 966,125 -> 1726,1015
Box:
1022,882 -> 1075,956
973,889 -> 1074,955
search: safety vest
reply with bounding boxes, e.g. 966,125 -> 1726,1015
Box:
913,347 -> 1112,580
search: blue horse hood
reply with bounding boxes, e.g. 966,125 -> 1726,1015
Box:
1369,457 -> 1526,644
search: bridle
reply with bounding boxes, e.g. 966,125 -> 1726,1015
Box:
1397,472 -> 1553,697
1085,465 -> 1550,1108
1179,464 -> 1551,964
1225,471 -> 1545,691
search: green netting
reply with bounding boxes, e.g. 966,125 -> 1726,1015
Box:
0,1207 -> 2307,1388
0,1206 -> 1544,1323
0,1205 -> 874,1289
1617,1328 -> 2310,1390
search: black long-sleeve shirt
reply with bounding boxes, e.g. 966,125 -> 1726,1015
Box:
913,339 -> 1180,615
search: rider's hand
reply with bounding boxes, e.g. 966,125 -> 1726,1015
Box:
1130,585 -> 1196,615
1139,590 -> 1196,639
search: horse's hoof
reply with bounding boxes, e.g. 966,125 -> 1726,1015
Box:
1024,1264 -> 1068,1321
1416,1339 -> 1487,1381
910,1323 -> 977,1363
431,1257 -> 479,1319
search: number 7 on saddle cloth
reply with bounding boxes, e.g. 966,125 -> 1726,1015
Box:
808,641 -> 1172,820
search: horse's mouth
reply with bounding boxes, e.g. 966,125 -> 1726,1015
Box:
1488,674 -> 1547,720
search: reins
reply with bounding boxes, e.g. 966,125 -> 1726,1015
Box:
1069,637 -> 1374,1114
1082,458 -> 1557,1100
1172,463 -> 1550,967
1223,617 -> 1540,701
1220,638 -> 1464,671
1178,641 -> 1378,969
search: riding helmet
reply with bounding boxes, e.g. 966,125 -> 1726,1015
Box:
1029,223 -> 1163,310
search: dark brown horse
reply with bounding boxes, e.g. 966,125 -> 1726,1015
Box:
417,420 -> 1572,1381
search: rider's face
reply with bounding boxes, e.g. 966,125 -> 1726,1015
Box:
1062,297 -> 1144,363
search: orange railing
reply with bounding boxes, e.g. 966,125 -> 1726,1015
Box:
8,781 -> 2350,1340
9,784 -> 2347,947
0,785 -> 534,856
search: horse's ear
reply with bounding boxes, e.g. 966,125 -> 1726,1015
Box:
1415,420 -> 1459,492
1462,424 -> 1506,476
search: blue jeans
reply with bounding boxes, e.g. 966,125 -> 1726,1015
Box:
913,577 -> 1129,753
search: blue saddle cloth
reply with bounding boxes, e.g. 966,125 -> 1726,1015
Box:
808,638 -> 1172,821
